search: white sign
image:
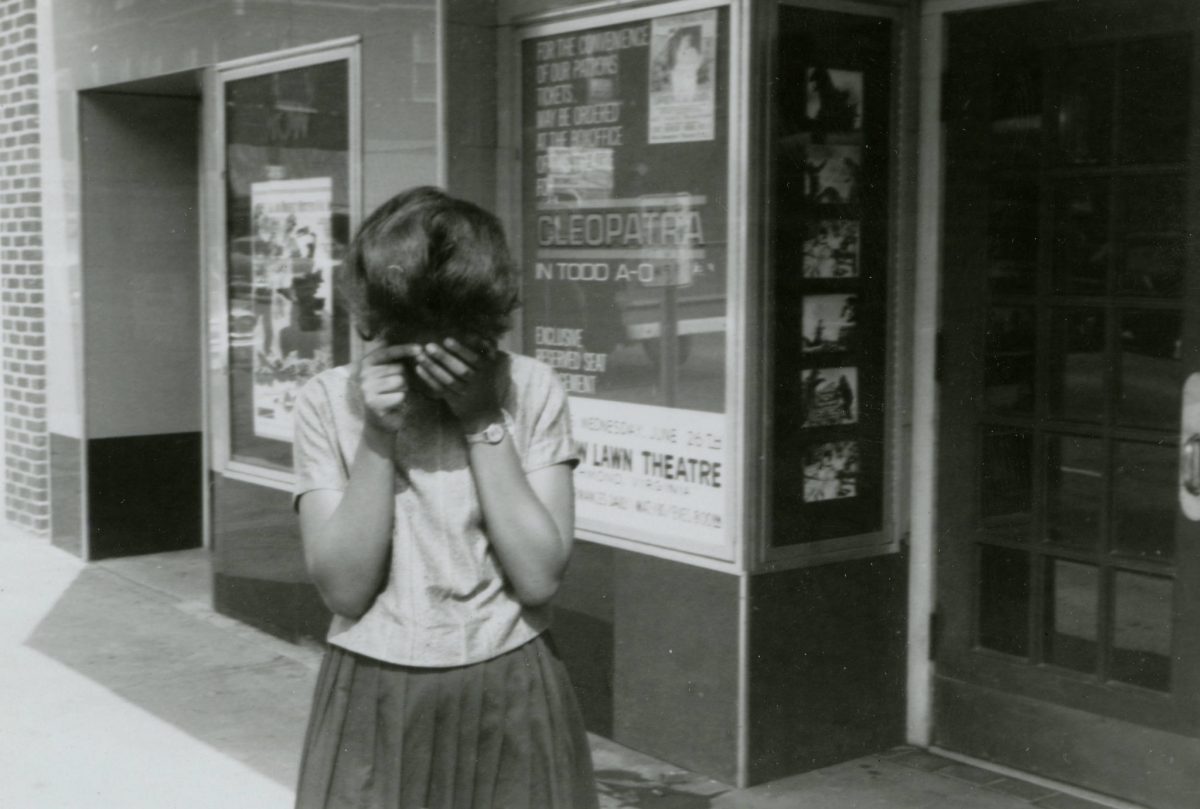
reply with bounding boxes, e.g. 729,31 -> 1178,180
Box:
571,397 -> 725,549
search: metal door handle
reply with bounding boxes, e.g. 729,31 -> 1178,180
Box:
1184,434 -> 1200,496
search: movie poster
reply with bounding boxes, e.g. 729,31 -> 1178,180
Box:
248,177 -> 335,442
801,366 -> 858,427
648,10 -> 717,144
803,440 -> 859,502
803,219 -> 859,278
802,293 -> 857,353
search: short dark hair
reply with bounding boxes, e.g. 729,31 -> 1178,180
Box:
343,186 -> 519,344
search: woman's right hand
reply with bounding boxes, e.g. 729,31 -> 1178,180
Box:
356,344 -> 422,434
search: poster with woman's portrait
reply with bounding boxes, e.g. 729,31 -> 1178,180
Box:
803,219 -> 860,278
803,440 -> 859,502
802,293 -> 857,353
648,10 -> 717,144
801,367 -> 858,427
804,67 -> 863,133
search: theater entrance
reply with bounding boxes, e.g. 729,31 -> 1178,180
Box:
933,1 -> 1200,806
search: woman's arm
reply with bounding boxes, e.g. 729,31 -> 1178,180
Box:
462,429 -> 575,606
297,344 -> 419,618
415,339 -> 574,606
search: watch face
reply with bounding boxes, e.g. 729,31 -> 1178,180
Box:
484,423 -> 505,444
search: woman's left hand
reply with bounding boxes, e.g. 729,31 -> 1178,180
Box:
411,336 -> 501,425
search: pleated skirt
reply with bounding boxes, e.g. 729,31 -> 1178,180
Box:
294,633 -> 599,809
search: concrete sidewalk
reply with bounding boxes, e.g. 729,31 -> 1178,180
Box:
0,533 -> 1133,809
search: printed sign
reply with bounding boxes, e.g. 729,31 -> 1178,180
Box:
522,10 -> 731,556
248,178 -> 335,442
572,398 -> 724,546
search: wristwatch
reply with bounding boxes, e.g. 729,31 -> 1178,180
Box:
464,420 -> 506,445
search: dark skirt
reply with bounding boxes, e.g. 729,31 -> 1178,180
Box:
295,633 -> 599,809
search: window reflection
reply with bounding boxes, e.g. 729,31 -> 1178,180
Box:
1053,45 -> 1114,166
1114,441 -> 1175,561
1112,570 -> 1173,691
1118,309 -> 1181,428
1049,307 -> 1106,421
1051,181 -> 1110,295
1045,435 -> 1103,552
979,545 -> 1031,658
1117,36 -> 1190,165
984,306 -> 1034,413
1044,559 -> 1099,674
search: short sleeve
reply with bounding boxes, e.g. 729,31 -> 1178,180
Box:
292,375 -> 348,508
524,363 -> 581,473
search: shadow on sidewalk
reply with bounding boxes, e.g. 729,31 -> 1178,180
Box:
25,565 -> 316,787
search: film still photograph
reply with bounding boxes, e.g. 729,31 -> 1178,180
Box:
802,293 -> 857,353
801,366 -> 858,428
802,440 -> 860,502
803,219 -> 860,278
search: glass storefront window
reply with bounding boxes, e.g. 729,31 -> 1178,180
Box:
223,57 -> 352,472
519,7 -> 733,557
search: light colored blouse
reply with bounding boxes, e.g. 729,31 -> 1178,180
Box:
292,352 -> 578,667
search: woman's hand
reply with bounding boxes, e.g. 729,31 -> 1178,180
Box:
411,336 -> 500,426
357,343 -> 422,434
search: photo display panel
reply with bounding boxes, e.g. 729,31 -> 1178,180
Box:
770,6 -> 892,545
520,6 -> 732,558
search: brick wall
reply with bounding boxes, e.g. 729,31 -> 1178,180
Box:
0,0 -> 47,535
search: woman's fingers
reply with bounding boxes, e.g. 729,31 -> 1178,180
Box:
412,361 -> 451,397
441,337 -> 482,367
421,343 -> 473,381
363,343 -> 422,366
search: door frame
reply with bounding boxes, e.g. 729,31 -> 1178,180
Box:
907,0 -> 1044,747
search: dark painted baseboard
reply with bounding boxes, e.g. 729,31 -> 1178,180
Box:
87,432 -> 202,560
747,552 -> 907,784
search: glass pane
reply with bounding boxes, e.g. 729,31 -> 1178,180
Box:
984,306 -> 1035,413
981,428 -> 1033,519
989,54 -> 1042,169
1045,435 -> 1104,551
987,175 -> 1038,295
1112,571 -> 1173,692
979,545 -> 1031,657
1051,180 -> 1110,295
1118,309 -> 1181,428
1049,308 -> 1107,421
1044,559 -> 1099,674
1114,441 -> 1176,561
225,60 -> 351,470
1117,36 -> 1190,165
1053,45 -> 1114,166
1116,175 -> 1185,298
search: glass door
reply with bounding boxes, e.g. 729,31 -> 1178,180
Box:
935,2 -> 1200,806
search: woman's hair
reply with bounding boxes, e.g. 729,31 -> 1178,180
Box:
342,186 -> 519,344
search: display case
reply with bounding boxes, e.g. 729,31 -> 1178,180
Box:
515,0 -> 748,567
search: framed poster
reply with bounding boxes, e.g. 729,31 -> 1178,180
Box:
219,49 -> 355,477
519,3 -> 735,561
